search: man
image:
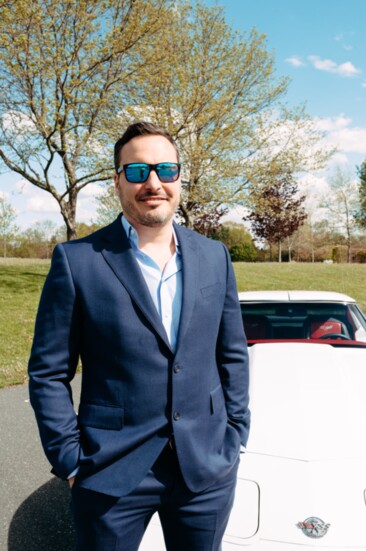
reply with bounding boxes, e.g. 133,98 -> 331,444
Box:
28,121 -> 250,551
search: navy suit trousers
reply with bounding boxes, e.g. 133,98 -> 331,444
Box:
71,445 -> 239,551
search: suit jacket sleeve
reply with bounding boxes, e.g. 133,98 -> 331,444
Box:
217,244 -> 250,447
28,244 -> 81,479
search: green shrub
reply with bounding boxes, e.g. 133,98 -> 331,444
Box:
230,243 -> 257,262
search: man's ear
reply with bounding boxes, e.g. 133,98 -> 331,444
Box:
114,173 -> 119,191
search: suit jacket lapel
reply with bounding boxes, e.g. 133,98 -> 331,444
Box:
174,222 -> 200,351
98,216 -> 172,351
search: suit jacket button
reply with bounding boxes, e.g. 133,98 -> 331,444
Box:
173,364 -> 180,373
173,411 -> 181,421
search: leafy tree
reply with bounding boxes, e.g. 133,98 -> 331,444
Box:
355,160 -> 366,229
230,242 -> 257,262
0,196 -> 19,257
93,184 -> 121,227
210,222 -> 257,261
12,219 -> 58,258
190,205 -> 228,236
246,164 -> 307,261
121,2 -> 330,228
211,222 -> 254,249
1,0 -> 330,238
0,0 -> 169,240
75,222 -> 101,239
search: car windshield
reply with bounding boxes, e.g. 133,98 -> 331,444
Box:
241,302 -> 366,346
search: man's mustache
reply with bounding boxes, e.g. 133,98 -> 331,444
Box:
137,191 -> 169,200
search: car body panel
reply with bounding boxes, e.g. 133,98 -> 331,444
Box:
238,290 -> 357,303
140,291 -> 366,549
248,342 -> 366,461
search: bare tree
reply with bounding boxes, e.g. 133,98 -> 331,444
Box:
320,166 -> 359,263
0,196 -> 19,257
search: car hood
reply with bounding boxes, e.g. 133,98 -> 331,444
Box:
247,342 -> 366,461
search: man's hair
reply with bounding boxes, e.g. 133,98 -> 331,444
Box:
114,121 -> 179,172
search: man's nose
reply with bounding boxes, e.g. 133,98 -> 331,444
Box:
144,169 -> 162,191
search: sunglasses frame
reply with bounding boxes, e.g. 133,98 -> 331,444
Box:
117,162 -> 181,183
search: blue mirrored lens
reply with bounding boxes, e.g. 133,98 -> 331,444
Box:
124,164 -> 150,182
157,163 -> 180,182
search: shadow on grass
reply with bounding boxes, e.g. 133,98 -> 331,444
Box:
8,478 -> 76,551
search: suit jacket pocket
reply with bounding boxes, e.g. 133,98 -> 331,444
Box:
210,384 -> 225,415
200,282 -> 221,299
78,402 -> 124,430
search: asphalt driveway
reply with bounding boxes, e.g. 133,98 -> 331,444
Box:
0,376 -> 81,551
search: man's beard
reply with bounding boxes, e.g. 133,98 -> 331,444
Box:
120,196 -> 177,228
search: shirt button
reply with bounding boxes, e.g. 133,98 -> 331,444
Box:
173,364 -> 180,373
173,411 -> 181,421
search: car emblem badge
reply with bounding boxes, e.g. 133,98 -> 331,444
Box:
297,517 -> 330,538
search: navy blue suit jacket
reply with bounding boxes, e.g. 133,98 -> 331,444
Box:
28,215 -> 250,497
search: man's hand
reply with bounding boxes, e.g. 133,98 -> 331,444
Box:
68,476 -> 76,489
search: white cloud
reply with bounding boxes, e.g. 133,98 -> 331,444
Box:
297,174 -> 329,221
15,179 -> 38,195
285,56 -> 305,68
12,178 -> 109,226
315,114 -> 351,132
308,55 -> 361,77
27,194 -> 59,213
78,183 -> 105,199
2,110 -> 36,133
299,173 -> 328,195
77,184 -> 106,223
328,152 -> 350,165
14,178 -> 59,213
334,32 -> 353,51
314,115 -> 366,156
362,81 -> 366,88
329,127 -> 366,154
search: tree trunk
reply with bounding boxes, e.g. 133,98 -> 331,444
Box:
66,224 -> 77,241
278,240 -> 282,263
347,233 -> 351,263
178,202 -> 194,229
60,194 -> 78,241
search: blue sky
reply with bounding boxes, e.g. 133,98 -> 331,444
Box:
210,0 -> 366,163
1,0 -> 366,229
213,0 -> 366,124
210,0 -> 366,222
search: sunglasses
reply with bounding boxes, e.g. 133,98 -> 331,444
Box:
117,162 -> 181,183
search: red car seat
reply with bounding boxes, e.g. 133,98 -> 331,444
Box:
310,318 -> 347,339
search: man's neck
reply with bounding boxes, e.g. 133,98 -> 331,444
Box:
124,216 -> 176,271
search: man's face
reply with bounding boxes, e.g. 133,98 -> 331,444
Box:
114,135 -> 181,228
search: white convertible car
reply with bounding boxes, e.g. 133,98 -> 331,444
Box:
140,291 -> 366,550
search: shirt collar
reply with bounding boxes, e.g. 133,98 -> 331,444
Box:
121,215 -> 180,254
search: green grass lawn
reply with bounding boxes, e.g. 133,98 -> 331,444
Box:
233,262 -> 366,312
1,258 -> 365,388
0,258 -> 50,387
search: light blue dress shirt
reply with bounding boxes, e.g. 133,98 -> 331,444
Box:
121,216 -> 183,352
